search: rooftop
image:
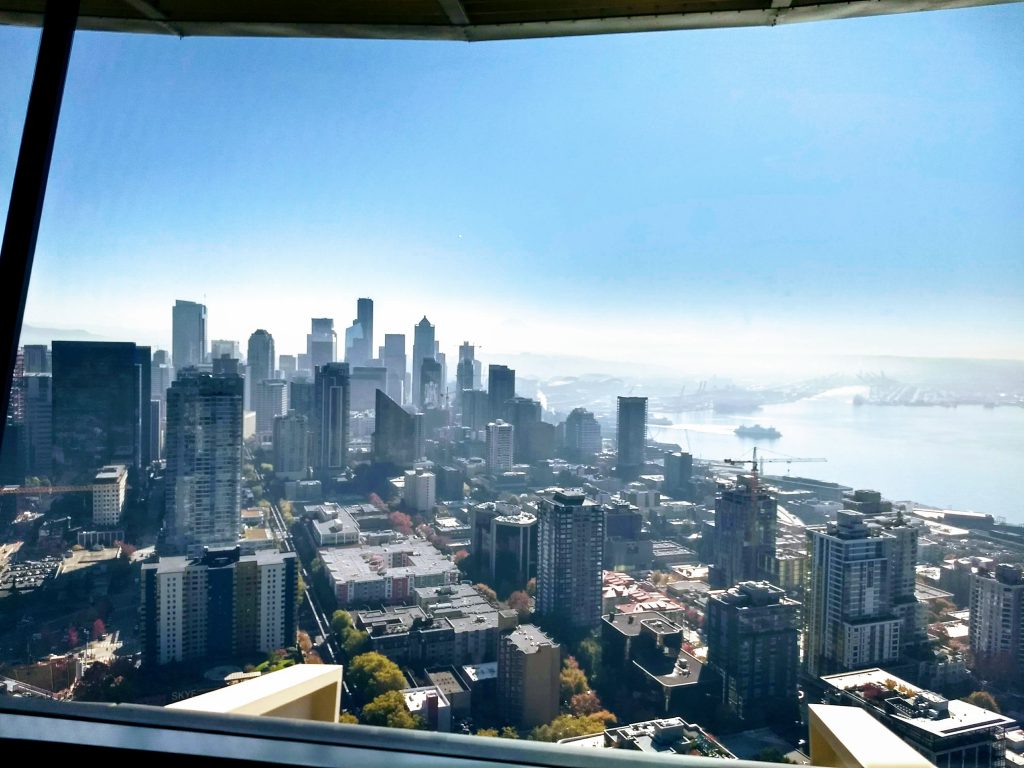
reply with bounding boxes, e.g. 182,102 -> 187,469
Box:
504,624 -> 557,654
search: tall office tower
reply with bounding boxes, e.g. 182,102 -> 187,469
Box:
21,373 -> 52,476
350,366 -> 387,412
92,464 -> 128,527
663,451 -> 693,498
563,407 -> 602,463
373,390 -> 423,467
288,379 -> 314,422
22,344 -> 50,373
615,396 -> 647,480
506,396 -> 541,459
470,501 -> 538,591
307,318 -> 337,373
343,319 -> 363,365
163,371 -> 243,557
412,316 -> 435,409
278,355 -> 296,379
253,379 -> 288,439
210,340 -> 241,362
487,364 -> 515,422
805,509 -> 924,678
456,342 -> 474,404
151,350 -> 174,405
460,389 -> 489,433
212,356 -> 241,377
419,358 -> 443,409
52,341 -> 151,482
969,563 -> 1024,683
709,472 -> 777,589
536,488 -> 605,631
148,399 -> 161,461
497,625 -> 560,729
273,411 -> 309,481
705,581 -> 800,723
486,420 -> 514,475
381,334 -> 407,405
355,297 -> 373,365
172,299 -> 207,371
314,363 -> 350,475
436,351 -> 447,397
247,330 -> 275,383
141,547 -> 297,666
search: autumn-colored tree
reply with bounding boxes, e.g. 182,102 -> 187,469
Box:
526,577 -> 537,597
529,713 -> 615,742
368,493 -> 387,511
338,712 -> 359,724
453,550 -> 469,565
560,656 -> 588,701
474,583 -> 498,604
964,691 -> 1001,713
114,540 -> 137,557
475,728 -> 499,737
498,727 -> 519,739
507,591 -> 531,619
305,651 -> 324,664
362,690 -> 422,729
570,690 -> 604,716
389,511 -> 413,535
348,652 -> 406,702
297,631 -> 313,654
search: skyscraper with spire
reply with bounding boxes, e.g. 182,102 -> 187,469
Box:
412,316 -> 435,409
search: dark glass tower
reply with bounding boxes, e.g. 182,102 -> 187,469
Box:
487,364 -> 515,422
52,341 -> 151,483
314,362 -> 350,474
172,299 -> 207,371
615,395 -> 647,479
372,390 -> 423,467
412,316 -> 435,409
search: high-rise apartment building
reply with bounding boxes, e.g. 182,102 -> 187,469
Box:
273,411 -> 309,481
470,501 -> 537,591
381,333 -> 407,405
805,509 -> 924,678
163,371 -> 243,556
373,390 -> 423,468
563,407 -> 602,462
663,451 -> 693,498
403,469 -> 436,514
615,396 -> 647,480
969,563 -> 1024,683
314,362 -> 350,475
172,299 -> 207,371
307,318 -> 337,373
419,358 -> 443,409
536,488 -> 605,631
709,473 -> 777,588
246,329 -> 275,383
141,547 -> 297,667
487,364 -> 515,422
52,341 -> 151,483
412,317 -> 436,409
92,464 -> 128,527
497,624 -> 560,729
705,581 -> 800,723
486,420 -> 514,475
253,379 -> 288,440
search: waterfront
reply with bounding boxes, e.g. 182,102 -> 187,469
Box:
649,386 -> 1024,524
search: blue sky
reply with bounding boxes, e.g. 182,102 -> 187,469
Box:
1,4 -> 1022,372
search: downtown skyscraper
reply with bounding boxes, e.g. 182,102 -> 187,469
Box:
615,396 -> 647,480
172,299 -> 207,372
307,318 -> 337,373
411,316 -> 435,409
314,362 -> 350,475
487,364 -> 515,422
52,341 -> 152,483
381,333 -> 407,405
246,329 -> 275,383
709,472 -> 777,588
162,370 -> 243,556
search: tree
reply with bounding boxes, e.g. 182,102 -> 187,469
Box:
529,713 -> 614,742
348,652 -> 406,702
507,591 -> 531,619
331,610 -> 354,637
498,726 -> 519,739
453,550 -> 469,566
526,577 -> 537,597
362,690 -> 422,729
260,463 -> 274,475
338,712 -> 359,724
389,511 -> 413,535
474,583 -> 498,604
570,690 -> 604,716
756,747 -> 794,764
343,629 -> 370,658
965,691 -> 1001,713
475,728 -> 499,737
368,492 -> 387,511
560,656 -> 588,701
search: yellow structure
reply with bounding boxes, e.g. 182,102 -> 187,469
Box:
167,664 -> 343,723
809,704 -> 935,768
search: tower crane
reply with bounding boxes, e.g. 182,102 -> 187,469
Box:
722,447 -> 827,476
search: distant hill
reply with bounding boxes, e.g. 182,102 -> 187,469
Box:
19,324 -> 110,345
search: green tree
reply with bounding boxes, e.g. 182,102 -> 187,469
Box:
331,610 -> 354,637
964,691 -> 1001,713
498,726 -> 519,739
260,463 -> 274,475
348,652 -> 406,702
756,747 -> 794,763
338,712 -> 359,724
362,690 -> 422,729
530,713 -> 615,742
475,728 -> 499,737
560,656 -> 588,701
343,629 -> 370,658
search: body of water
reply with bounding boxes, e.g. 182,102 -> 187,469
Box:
648,386 -> 1024,524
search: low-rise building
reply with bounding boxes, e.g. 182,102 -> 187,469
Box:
821,667 -> 1015,768
401,685 -> 452,732
319,539 -> 461,606
559,717 -> 734,758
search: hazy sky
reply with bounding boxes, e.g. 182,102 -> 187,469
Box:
1,4 -> 1022,373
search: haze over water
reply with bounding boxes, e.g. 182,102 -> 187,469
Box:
649,387 -> 1024,524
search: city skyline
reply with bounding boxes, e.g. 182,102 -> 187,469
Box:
1,4 -> 1021,367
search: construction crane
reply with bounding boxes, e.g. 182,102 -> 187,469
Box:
0,484 -> 97,495
722,447 -> 827,476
